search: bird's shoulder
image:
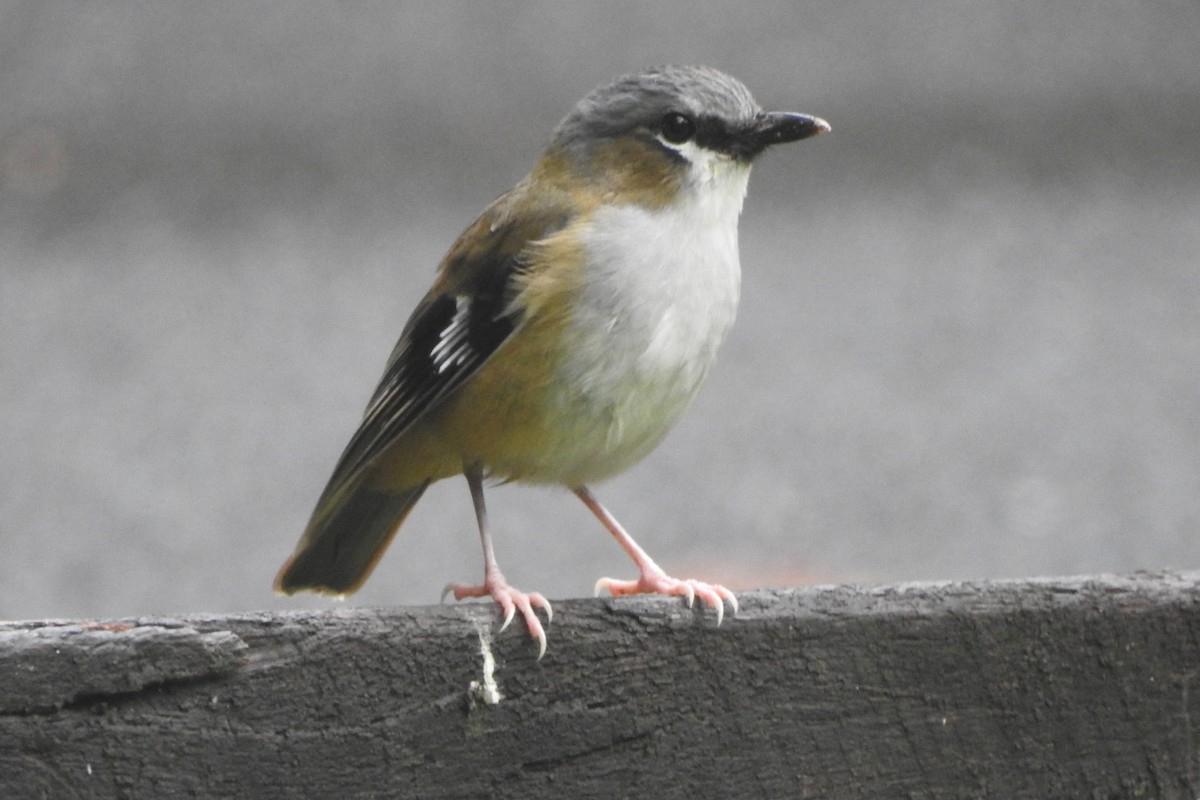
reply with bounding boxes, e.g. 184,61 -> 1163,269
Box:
379,174 -> 581,395
320,175 -> 581,492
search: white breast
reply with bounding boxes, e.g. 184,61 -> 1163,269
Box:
547,159 -> 751,481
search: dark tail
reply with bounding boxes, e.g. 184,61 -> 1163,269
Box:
274,479 -> 430,596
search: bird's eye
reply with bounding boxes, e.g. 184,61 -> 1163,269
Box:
660,112 -> 696,144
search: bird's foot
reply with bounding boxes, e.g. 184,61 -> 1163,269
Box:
443,577 -> 553,659
594,568 -> 738,626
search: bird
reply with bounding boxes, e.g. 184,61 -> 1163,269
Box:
274,65 -> 829,658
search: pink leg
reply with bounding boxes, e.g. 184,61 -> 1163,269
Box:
574,485 -> 738,625
443,464 -> 553,658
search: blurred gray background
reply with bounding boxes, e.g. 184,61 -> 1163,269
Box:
2,2 -> 1198,622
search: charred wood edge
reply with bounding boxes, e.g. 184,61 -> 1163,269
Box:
1,570 -> 1197,717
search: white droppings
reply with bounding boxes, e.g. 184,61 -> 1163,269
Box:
467,622 -> 502,706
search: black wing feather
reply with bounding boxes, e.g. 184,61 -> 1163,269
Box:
323,253 -> 521,493
316,198 -> 571,497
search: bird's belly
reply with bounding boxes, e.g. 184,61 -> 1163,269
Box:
460,202 -> 741,485
441,198 -> 742,485
442,309 -> 716,486
534,363 -> 703,483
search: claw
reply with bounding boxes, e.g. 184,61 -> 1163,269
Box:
459,467 -> 552,657
530,619 -> 547,661
711,590 -> 725,626
594,571 -> 736,625
520,596 -> 549,660
573,486 -> 735,630
498,601 -> 516,633
691,583 -> 724,624
719,585 -> 739,617
444,578 -> 552,659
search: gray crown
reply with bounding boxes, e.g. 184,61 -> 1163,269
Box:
551,65 -> 761,151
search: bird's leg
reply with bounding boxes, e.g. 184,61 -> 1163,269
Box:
574,485 -> 738,625
442,463 -> 552,658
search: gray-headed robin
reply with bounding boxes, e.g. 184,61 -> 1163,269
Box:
275,65 -> 829,657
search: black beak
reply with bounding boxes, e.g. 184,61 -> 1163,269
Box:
757,112 -> 831,146
733,112 -> 830,161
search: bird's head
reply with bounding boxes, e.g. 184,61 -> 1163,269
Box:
543,65 -> 829,212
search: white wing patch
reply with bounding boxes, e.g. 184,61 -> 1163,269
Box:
429,295 -> 474,375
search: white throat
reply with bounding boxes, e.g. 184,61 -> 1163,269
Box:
661,138 -> 753,222
575,150 -> 749,381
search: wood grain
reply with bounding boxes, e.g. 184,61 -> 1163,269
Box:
2,573 -> 1198,799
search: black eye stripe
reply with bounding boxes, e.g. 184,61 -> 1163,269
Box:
655,114 -> 745,154
691,115 -> 738,152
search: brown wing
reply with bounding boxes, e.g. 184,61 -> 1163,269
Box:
316,184 -> 573,498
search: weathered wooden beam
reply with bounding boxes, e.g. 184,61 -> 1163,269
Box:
2,572 -> 1198,799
